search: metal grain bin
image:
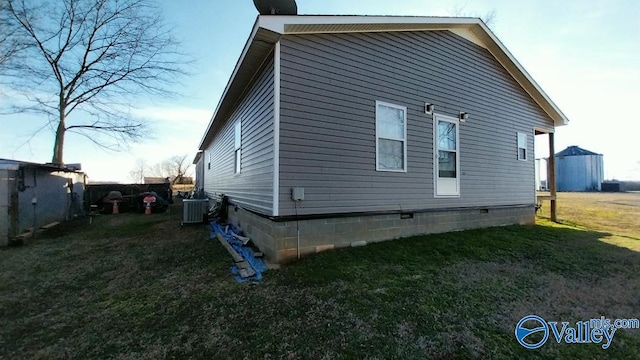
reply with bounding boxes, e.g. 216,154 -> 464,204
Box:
554,146 -> 604,191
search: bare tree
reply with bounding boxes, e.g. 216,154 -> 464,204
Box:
128,158 -> 147,183
147,161 -> 169,180
143,154 -> 191,185
0,1 -> 29,69
448,4 -> 497,28
161,154 -> 191,185
1,0 -> 188,164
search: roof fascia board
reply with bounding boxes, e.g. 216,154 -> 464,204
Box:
200,16 -> 568,148
470,22 -> 569,126
0,164 -> 19,170
259,15 -> 568,126
449,28 -> 484,48
260,16 -> 482,41
0,158 -> 75,171
259,15 -> 479,34
199,17 -> 262,150
192,150 -> 203,165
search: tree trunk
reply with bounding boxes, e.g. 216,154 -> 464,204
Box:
52,97 -> 65,165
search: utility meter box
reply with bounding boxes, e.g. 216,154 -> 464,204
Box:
291,187 -> 304,201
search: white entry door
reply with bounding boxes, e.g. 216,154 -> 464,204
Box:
434,114 -> 460,197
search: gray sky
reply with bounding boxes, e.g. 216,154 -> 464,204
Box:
1,0 -> 638,181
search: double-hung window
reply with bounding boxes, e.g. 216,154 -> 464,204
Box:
434,114 -> 460,196
234,122 -> 241,174
517,133 -> 528,161
376,101 -> 407,172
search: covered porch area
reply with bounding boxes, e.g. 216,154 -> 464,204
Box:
535,129 -> 558,222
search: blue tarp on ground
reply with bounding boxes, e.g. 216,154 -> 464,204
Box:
210,222 -> 268,283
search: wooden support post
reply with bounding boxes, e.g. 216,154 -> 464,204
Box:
548,132 -> 557,222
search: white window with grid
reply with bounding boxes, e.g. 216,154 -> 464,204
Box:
376,101 -> 407,172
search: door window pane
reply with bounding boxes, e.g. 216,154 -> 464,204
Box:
438,151 -> 456,178
438,121 -> 456,150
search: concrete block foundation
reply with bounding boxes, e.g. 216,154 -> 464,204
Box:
227,205 -> 535,264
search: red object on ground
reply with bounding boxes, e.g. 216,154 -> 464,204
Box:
112,200 -> 119,214
143,195 -> 156,215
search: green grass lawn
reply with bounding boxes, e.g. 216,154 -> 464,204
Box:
537,192 -> 640,252
1,198 -> 639,359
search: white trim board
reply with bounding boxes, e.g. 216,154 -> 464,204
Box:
272,41 -> 281,217
433,113 -> 461,198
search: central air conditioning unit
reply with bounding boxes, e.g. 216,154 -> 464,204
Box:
181,199 -> 209,226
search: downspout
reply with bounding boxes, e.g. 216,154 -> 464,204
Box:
294,200 -> 300,259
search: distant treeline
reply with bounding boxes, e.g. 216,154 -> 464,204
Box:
622,181 -> 640,191
604,181 -> 640,192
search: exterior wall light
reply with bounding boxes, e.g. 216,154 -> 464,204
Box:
425,103 -> 435,114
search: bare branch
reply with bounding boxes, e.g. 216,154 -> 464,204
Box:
0,0 -> 191,164
128,158 -> 147,183
448,4 -> 498,27
145,154 -> 192,185
0,0 -> 32,68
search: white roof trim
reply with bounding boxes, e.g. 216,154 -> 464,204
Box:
469,21 -> 569,126
258,15 -> 568,127
260,16 -> 487,49
257,15 -> 569,126
449,28 -> 484,48
258,15 -> 480,33
199,19 -> 262,149
199,15 -> 568,149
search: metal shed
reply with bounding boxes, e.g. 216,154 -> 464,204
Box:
0,159 -> 86,246
554,146 -> 604,192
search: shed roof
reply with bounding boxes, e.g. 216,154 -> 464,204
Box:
0,158 -> 83,172
199,15 -> 570,149
555,146 -> 601,157
192,150 -> 203,165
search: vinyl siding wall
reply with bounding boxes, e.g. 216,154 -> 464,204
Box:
203,56 -> 275,215
278,30 -> 554,216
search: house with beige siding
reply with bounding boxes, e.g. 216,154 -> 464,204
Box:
198,16 -> 568,263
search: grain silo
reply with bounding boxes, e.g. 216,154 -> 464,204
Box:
554,146 -> 604,191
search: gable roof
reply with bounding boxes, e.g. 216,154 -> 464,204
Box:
555,146 -> 601,157
199,15 -> 570,149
